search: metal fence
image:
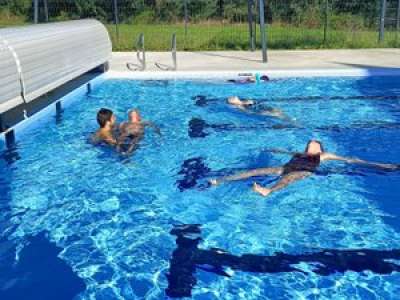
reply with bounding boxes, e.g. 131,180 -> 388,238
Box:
0,0 -> 399,53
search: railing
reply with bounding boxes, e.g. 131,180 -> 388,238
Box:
155,34 -> 177,71
127,33 -> 146,71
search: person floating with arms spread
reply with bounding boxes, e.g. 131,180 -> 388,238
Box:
210,140 -> 399,197
227,96 -> 292,121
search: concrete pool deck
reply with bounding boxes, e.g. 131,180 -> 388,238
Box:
110,49 -> 400,72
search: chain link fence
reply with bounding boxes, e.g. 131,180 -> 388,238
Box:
0,0 -> 399,51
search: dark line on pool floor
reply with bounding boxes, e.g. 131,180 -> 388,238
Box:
188,117 -> 400,138
193,94 -> 400,107
166,224 -> 400,298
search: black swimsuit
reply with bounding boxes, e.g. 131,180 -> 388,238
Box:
283,154 -> 321,174
246,103 -> 275,114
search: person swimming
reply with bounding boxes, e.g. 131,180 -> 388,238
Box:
228,75 -> 270,84
227,96 -> 288,120
92,108 -> 119,146
210,140 -> 399,197
117,109 -> 161,154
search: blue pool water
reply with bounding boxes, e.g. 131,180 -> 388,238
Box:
1,75 -> 400,299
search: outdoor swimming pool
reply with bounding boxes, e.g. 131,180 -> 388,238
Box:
1,74 -> 400,299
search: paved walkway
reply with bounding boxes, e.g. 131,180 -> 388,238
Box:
111,49 -> 400,72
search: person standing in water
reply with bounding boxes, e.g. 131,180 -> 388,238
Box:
92,108 -> 119,146
210,140 -> 399,197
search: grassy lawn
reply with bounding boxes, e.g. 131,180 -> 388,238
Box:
1,13 -> 399,51
0,10 -> 27,27
107,23 -> 400,51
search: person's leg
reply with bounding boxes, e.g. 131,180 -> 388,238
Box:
210,167 -> 283,186
253,171 -> 312,197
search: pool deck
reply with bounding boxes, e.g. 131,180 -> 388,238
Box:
110,49 -> 400,72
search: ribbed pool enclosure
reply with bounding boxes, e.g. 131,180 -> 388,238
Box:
0,19 -> 112,118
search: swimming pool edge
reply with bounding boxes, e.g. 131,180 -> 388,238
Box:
105,68 -> 400,80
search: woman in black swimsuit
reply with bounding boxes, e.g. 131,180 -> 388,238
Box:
210,140 -> 399,197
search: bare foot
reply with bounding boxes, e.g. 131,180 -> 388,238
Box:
209,179 -> 219,186
253,183 -> 272,197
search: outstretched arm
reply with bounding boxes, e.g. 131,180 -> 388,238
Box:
322,153 -> 399,170
210,167 -> 283,186
144,121 -> 162,136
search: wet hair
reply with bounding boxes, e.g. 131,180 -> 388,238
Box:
305,140 -> 325,153
97,108 -> 113,128
128,109 -> 139,117
261,75 -> 270,81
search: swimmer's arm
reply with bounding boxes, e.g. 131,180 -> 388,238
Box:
322,153 -> 399,170
104,136 -> 118,146
143,121 -> 162,136
115,132 -> 128,152
94,131 -> 118,146
124,139 -> 140,155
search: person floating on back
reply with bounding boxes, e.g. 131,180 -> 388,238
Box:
228,74 -> 270,84
227,96 -> 289,120
92,108 -> 118,146
117,109 -> 161,154
210,140 -> 399,197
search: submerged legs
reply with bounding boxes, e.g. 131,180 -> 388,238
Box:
253,171 -> 312,197
210,167 -> 283,185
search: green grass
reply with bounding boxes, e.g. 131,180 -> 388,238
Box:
107,23 -> 400,51
0,9 -> 27,27
1,13 -> 399,51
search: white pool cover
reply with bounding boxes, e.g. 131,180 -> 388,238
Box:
0,19 -> 111,114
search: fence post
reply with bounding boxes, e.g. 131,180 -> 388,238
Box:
259,0 -> 267,62
113,0 -> 120,44
43,0 -> 49,22
247,0 -> 255,51
323,0 -> 329,45
33,0 -> 39,23
396,0 -> 400,32
184,0 -> 188,38
379,0 -> 387,43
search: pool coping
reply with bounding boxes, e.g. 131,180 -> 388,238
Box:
105,68 -> 400,80
1,67 -> 400,149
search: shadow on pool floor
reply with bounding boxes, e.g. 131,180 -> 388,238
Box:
166,224 -> 400,298
0,232 -> 85,300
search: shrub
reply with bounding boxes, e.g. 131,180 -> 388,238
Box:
329,13 -> 365,31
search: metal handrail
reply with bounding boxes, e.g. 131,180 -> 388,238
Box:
127,33 -> 146,71
0,35 -> 28,119
155,33 -> 177,71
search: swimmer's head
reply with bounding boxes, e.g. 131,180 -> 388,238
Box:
305,140 -> 324,155
97,108 -> 115,128
261,75 -> 270,81
227,96 -> 242,105
128,109 -> 141,123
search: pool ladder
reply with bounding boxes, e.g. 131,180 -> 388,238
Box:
155,33 -> 177,71
127,33 -> 146,71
